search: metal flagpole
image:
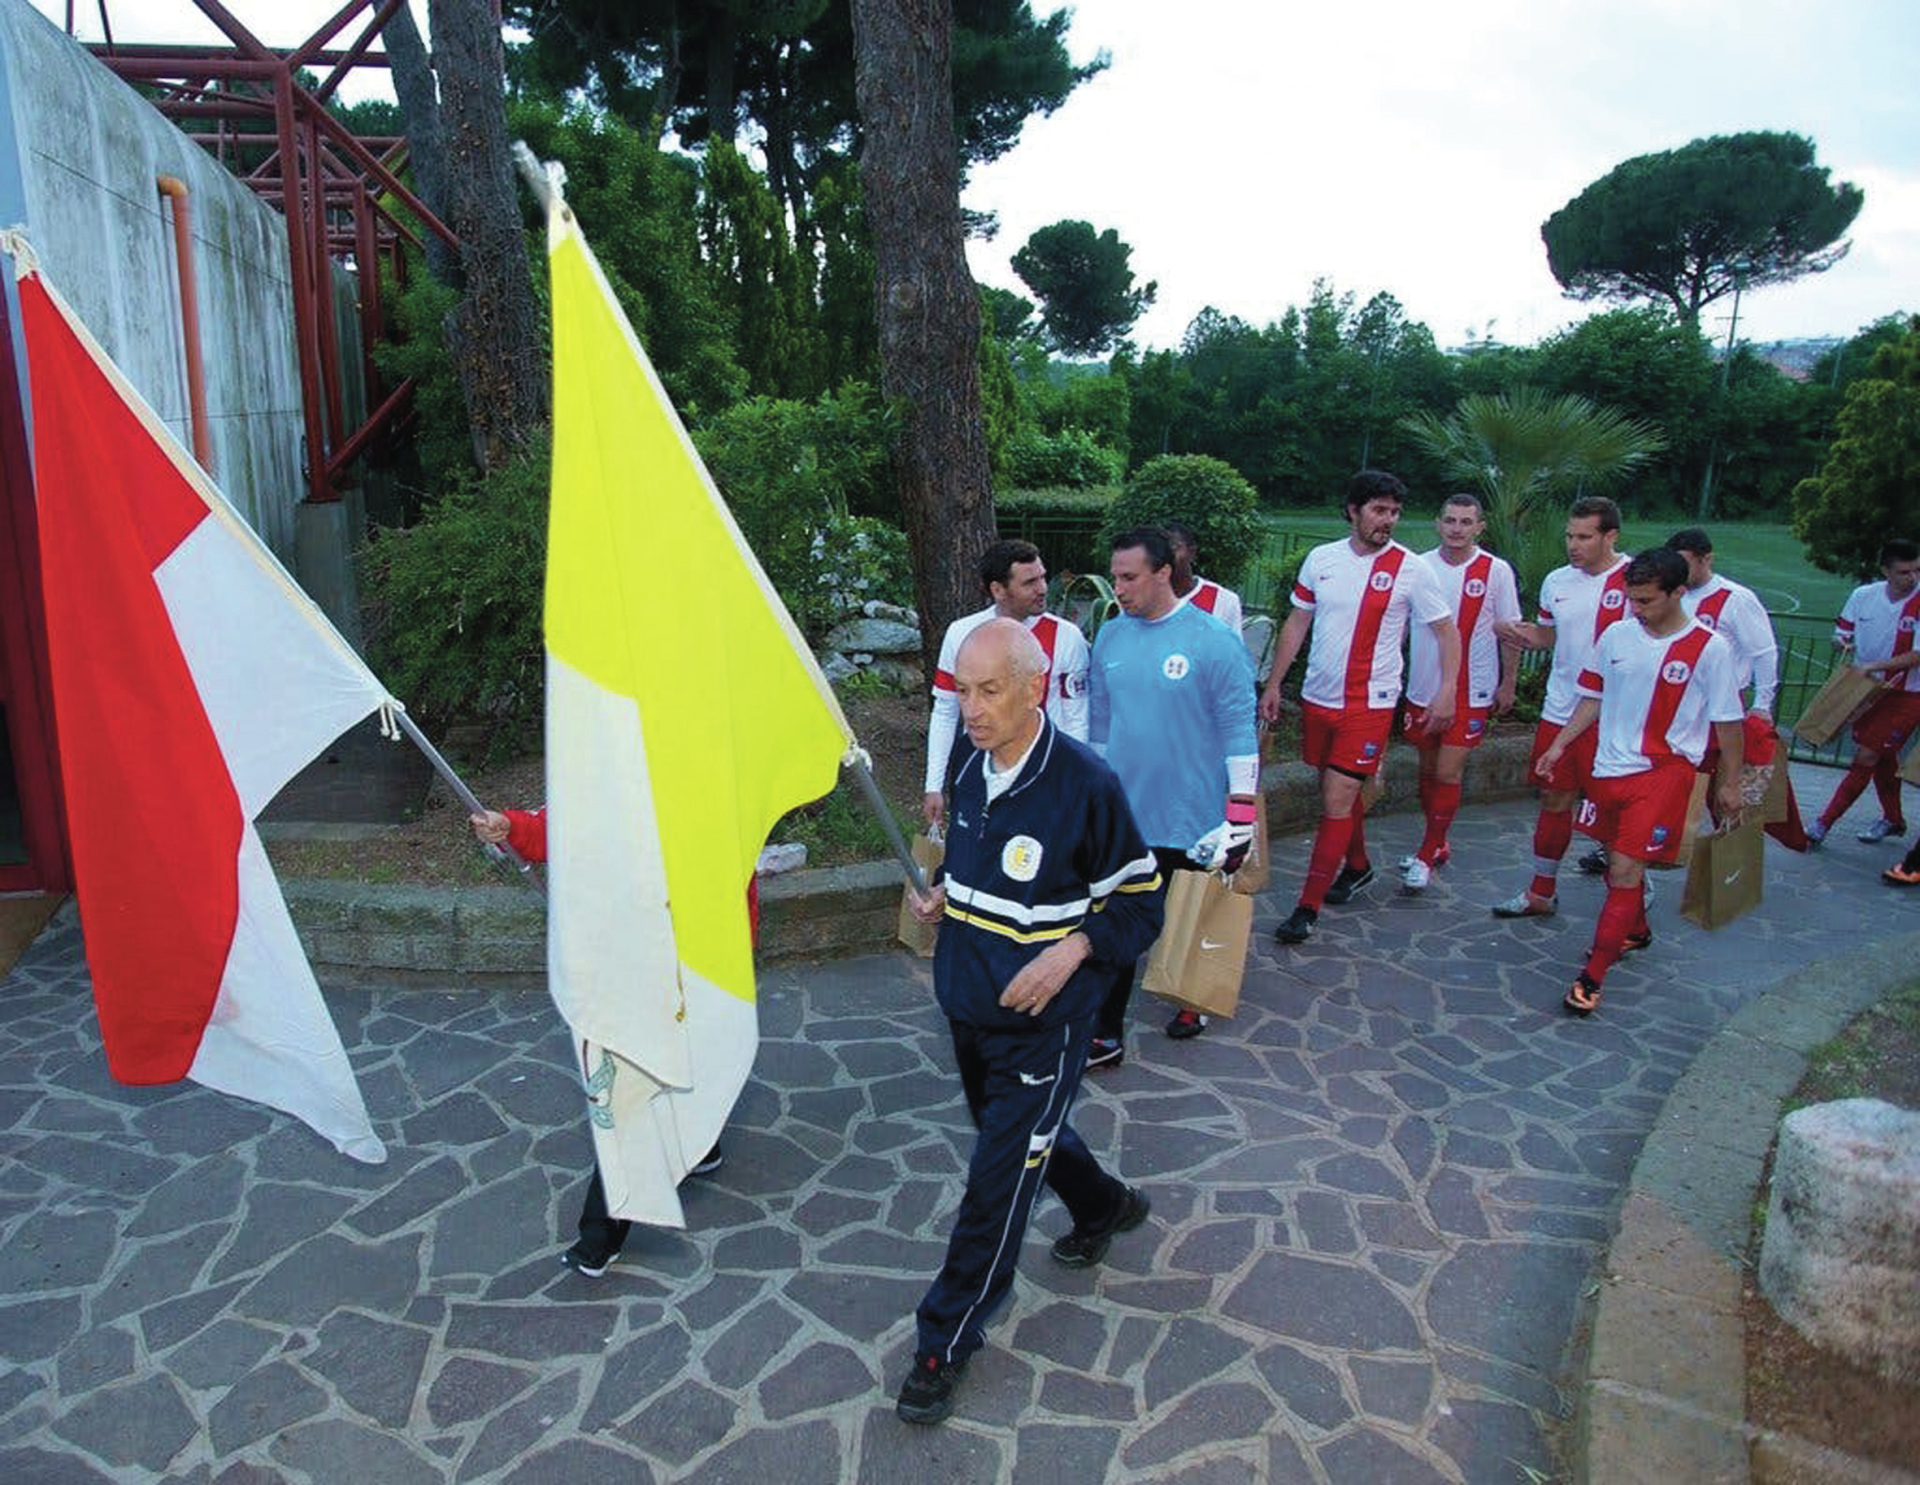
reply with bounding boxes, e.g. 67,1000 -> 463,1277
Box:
845,753 -> 929,896
392,710 -> 544,895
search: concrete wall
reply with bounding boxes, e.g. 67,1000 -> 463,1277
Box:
0,0 -> 365,577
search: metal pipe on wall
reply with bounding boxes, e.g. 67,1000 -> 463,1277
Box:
155,176 -> 214,475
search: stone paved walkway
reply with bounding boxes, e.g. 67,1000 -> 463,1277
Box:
0,771 -> 1911,1484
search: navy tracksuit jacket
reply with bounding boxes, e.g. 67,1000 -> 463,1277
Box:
916,714 -> 1164,1363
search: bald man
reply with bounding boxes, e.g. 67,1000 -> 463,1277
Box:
895,619 -> 1164,1425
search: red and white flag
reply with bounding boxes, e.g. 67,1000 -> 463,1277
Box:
20,266 -> 387,1162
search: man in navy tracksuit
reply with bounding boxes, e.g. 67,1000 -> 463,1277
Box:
896,618 -> 1165,1425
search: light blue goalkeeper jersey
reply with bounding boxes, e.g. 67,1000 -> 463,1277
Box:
1090,601 -> 1257,851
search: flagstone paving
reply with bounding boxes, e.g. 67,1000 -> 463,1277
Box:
0,772 -> 1911,1483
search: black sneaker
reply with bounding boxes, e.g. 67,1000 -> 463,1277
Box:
690,1146 -> 724,1177
896,1351 -> 968,1425
559,1241 -> 620,1278
1577,845 -> 1610,875
1322,864 -> 1374,905
1052,1186 -> 1152,1268
1274,905 -> 1318,944
1165,1010 -> 1208,1040
1084,1037 -> 1124,1071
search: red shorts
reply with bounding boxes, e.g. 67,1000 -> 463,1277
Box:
1404,702 -> 1492,751
1577,758 -> 1699,864
1302,702 -> 1394,777
1852,690 -> 1920,754
1530,718 -> 1597,794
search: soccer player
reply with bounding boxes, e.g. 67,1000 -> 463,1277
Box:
1807,538 -> 1920,846
896,620 -> 1162,1425
1488,495 -> 1632,919
924,539 -> 1090,831
1088,527 -> 1258,1056
1534,548 -> 1744,1016
1258,470 -> 1459,943
1166,520 -> 1245,636
1399,494 -> 1521,890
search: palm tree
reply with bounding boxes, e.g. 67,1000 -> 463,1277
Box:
1400,388 -> 1666,596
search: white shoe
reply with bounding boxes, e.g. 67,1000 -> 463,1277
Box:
1806,819 -> 1829,847
1858,818 -> 1904,844
1401,858 -> 1432,892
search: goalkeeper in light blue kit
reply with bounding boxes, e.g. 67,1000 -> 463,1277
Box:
1087,526 -> 1260,1063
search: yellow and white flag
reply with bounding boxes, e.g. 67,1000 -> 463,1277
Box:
538,174 -> 853,1227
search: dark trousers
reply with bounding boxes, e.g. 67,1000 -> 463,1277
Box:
575,1168 -> 628,1260
914,1014 -> 1126,1363
1095,846 -> 1201,1041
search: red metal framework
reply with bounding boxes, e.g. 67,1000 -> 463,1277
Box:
73,1 -> 462,503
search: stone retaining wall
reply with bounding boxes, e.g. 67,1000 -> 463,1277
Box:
288,733 -> 1539,978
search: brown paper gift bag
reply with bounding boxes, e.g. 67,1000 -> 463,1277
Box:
1762,753 -> 1793,825
1791,667 -> 1885,747
1142,870 -> 1252,1019
1681,818 -> 1765,929
1228,794 -> 1272,897
895,832 -> 944,958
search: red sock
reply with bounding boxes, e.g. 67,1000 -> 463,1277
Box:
1530,807 -> 1573,901
1819,762 -> 1874,829
1346,804 -> 1370,870
1419,781 -> 1462,865
1301,815 -> 1355,910
1584,884 -> 1642,985
1872,754 -> 1905,829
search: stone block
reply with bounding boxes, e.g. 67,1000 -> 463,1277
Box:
1759,1097 -> 1920,1383
1585,1278 -> 1744,1415
1578,1379 -> 1745,1485
1602,1191 -> 1742,1313
1629,1127 -> 1765,1260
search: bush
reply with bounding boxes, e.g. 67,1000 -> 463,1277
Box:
809,514 -> 915,634
1099,454 -> 1263,587
693,387 -> 906,636
995,485 -> 1119,575
1005,426 -> 1126,489
360,435 -> 550,734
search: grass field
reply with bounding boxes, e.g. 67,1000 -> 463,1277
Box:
1261,514 -> 1853,620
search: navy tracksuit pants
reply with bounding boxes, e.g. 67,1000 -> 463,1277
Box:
915,1013 -> 1128,1364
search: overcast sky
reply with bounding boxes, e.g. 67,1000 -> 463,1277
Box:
35,0 -> 1920,352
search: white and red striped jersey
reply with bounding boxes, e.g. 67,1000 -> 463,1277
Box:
1683,574 -> 1778,712
1536,556 -> 1632,724
924,606 -> 1091,792
1292,539 -> 1449,711
1407,546 -> 1520,709
1178,576 -> 1244,636
1577,618 -> 1743,776
1836,580 -> 1920,694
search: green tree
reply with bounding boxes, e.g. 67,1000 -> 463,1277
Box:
981,285 -> 1037,341
1100,455 -> 1262,589
701,138 -> 827,399
1400,388 -> 1666,596
1793,318 -> 1920,578
1011,219 -> 1156,355
1541,131 -> 1863,327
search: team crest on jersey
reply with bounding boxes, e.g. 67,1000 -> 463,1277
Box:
1062,671 -> 1088,698
1464,578 -> 1487,598
1902,616 -> 1917,633
1601,590 -> 1626,610
1466,718 -> 1485,737
1002,835 -> 1044,882
1661,659 -> 1693,684
1360,740 -> 1380,759
1698,613 -> 1718,630
1368,570 -> 1395,592
1649,825 -> 1670,847
1162,653 -> 1191,681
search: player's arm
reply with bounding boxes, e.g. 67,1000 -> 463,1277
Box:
923,687 -> 960,828
1710,720 -> 1745,823
1495,615 -> 1554,650
1865,651 -> 1920,679
1536,695 -> 1600,777
1741,597 -> 1780,718
1258,606 -> 1314,726
1492,562 -> 1523,714
1424,616 -> 1462,730
1833,590 -> 1861,652
1494,640 -> 1522,714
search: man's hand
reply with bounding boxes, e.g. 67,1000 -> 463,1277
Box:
1258,685 -> 1294,728
1534,745 -> 1564,781
470,810 -> 509,845
907,882 -> 947,925
1494,681 -> 1516,717
921,792 -> 945,831
1000,934 -> 1090,1017
1191,817 -> 1256,873
1422,697 -> 1457,736
1713,779 -> 1744,829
